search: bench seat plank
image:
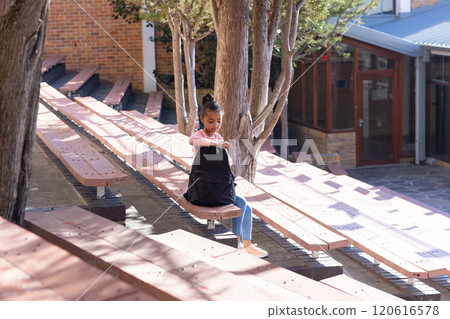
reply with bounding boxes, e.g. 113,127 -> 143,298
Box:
320,275 -> 400,301
41,54 -> 66,73
37,104 -> 129,187
41,85 -> 241,220
255,167 -> 444,278
75,98 -> 194,167
120,110 -> 192,166
0,216 -> 155,301
103,74 -> 133,107
25,207 -> 307,301
0,257 -> 66,301
153,229 -> 368,301
144,91 -> 163,118
235,177 -> 347,251
265,154 -> 450,270
60,65 -> 101,93
257,152 -> 450,275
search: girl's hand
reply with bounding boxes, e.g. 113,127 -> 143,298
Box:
212,141 -> 230,149
222,141 -> 230,150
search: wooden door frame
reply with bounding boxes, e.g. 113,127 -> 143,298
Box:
355,70 -> 402,166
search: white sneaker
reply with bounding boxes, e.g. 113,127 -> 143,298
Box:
237,241 -> 245,250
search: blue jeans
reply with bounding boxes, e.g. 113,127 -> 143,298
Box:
232,195 -> 253,241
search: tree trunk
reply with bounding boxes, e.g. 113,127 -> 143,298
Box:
169,22 -> 188,134
183,37 -> 198,135
248,0 -> 298,179
280,100 -> 289,159
212,0 -> 250,177
0,0 -> 50,224
249,0 -> 270,120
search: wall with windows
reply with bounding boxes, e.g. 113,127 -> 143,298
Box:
288,37 -> 417,168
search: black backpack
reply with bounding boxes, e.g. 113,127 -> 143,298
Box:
183,146 -> 236,206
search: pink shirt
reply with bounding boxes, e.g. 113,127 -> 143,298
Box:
189,129 -> 224,156
189,129 -> 232,165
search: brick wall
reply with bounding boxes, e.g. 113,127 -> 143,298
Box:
155,40 -> 174,75
289,123 -> 356,168
44,0 -> 144,91
327,132 -> 356,168
411,0 -> 439,9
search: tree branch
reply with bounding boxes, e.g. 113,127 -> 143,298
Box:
194,27 -> 214,42
296,0 -> 307,11
267,0 -> 282,47
252,69 -> 285,128
209,0 -> 219,34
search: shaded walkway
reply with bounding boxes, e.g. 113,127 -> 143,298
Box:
347,164 -> 450,215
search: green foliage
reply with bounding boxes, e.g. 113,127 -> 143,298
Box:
109,0 -> 141,24
273,0 -> 377,59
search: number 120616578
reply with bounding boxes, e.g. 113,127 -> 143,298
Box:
372,305 -> 439,316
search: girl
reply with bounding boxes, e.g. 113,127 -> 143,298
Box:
189,93 -> 268,258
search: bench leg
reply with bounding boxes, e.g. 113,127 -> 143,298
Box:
311,251 -> 320,259
207,219 -> 216,230
97,187 -> 105,199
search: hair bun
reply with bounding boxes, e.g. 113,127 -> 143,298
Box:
202,93 -> 214,105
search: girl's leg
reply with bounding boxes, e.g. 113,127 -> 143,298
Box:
231,195 -> 248,238
232,195 -> 267,258
240,201 -> 253,241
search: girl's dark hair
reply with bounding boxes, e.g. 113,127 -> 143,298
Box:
201,93 -> 222,116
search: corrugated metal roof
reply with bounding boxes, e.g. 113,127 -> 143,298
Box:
345,0 -> 450,55
371,2 -> 450,49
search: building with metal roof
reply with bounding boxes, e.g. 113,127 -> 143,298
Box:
288,0 -> 450,168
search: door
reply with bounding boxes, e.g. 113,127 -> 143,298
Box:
356,74 -> 399,166
430,84 -> 449,157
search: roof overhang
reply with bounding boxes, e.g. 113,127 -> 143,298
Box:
344,24 -> 424,57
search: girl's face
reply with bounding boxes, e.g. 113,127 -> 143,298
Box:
201,109 -> 222,136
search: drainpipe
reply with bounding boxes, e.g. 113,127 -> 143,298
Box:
415,54 -> 427,164
142,20 -> 157,93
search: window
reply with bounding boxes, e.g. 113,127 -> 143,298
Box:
331,44 -> 355,130
402,56 -> 416,157
317,58 -> 327,129
305,58 -> 314,126
364,0 -> 395,15
429,54 -> 450,159
430,54 -> 449,83
358,49 -> 395,71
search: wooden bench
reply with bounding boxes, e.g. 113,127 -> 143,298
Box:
36,103 -> 129,199
65,95 -> 450,278
60,65 -> 101,97
254,152 -> 450,282
281,160 -> 450,274
0,215 -> 155,301
41,54 -> 66,84
326,163 -> 348,175
144,91 -> 163,118
152,229 -> 398,301
320,274 -> 401,301
71,97 -> 349,255
40,84 -> 241,223
24,206 -> 314,301
103,74 -> 133,111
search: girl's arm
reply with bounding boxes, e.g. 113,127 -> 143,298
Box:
189,132 -> 229,149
